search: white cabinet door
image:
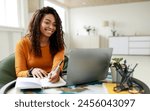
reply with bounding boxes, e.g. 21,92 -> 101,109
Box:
129,49 -> 150,55
129,42 -> 150,48
109,37 -> 128,54
129,36 -> 150,55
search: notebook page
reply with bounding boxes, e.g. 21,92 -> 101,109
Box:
40,77 -> 66,88
15,77 -> 42,89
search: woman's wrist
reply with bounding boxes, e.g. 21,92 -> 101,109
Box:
28,67 -> 34,77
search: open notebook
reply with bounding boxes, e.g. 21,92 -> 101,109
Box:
15,77 -> 66,89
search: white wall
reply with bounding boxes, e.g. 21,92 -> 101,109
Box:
69,1 -> 150,48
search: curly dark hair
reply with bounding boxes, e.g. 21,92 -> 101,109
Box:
28,6 -> 65,58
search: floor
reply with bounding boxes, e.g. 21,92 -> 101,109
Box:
112,55 -> 150,88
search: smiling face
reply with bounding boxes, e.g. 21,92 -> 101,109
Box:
40,14 -> 56,38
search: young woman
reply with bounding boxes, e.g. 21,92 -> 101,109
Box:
15,6 -> 65,83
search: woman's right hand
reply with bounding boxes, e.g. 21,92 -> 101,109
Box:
31,68 -> 48,79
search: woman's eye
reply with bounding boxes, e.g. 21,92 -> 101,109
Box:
45,21 -> 49,24
53,24 -> 56,27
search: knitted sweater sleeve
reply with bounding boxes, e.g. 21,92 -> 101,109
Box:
52,49 -> 65,72
15,40 -> 28,77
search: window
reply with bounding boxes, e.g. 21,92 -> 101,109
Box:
44,0 -> 66,32
0,0 -> 19,27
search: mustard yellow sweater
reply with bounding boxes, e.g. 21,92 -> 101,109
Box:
15,36 -> 64,77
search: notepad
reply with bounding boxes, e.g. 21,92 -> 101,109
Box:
15,77 -> 66,89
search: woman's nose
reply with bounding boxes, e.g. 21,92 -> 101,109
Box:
49,24 -> 55,29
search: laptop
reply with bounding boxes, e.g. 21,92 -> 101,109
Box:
64,48 -> 113,86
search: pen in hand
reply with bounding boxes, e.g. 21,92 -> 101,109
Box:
48,60 -> 64,79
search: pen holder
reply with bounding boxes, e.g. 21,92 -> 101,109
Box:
111,58 -> 138,93
114,65 -> 134,92
110,66 -> 121,83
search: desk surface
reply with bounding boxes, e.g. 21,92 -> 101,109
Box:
0,77 -> 149,94
3,81 -> 108,94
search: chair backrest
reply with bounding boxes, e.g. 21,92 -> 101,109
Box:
63,55 -> 68,73
0,53 -> 16,88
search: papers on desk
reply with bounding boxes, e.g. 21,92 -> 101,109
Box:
15,77 -> 66,89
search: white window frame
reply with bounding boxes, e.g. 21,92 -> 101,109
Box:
0,0 -> 28,32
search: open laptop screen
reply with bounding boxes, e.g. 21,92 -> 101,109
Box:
66,48 -> 113,86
